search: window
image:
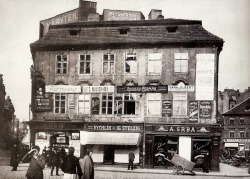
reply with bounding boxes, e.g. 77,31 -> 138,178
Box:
101,93 -> 114,114
147,93 -> 161,115
229,131 -> 234,138
115,93 -> 137,115
102,54 -> 115,74
229,118 -> 235,124
148,53 -> 162,75
56,55 -> 68,74
173,92 -> 187,116
55,94 -> 66,114
79,54 -> 91,74
125,53 -> 137,74
240,118 -> 245,124
240,131 -> 245,138
78,94 -> 90,114
174,53 -> 188,73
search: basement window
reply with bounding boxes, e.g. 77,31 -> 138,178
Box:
119,27 -> 130,35
166,26 -> 178,33
69,28 -> 80,36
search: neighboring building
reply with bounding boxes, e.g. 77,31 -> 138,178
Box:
0,75 -> 6,148
222,97 -> 250,156
28,0 -> 223,171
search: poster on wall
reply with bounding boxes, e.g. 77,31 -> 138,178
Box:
162,100 -> 172,117
189,101 -> 198,122
199,101 -> 212,119
195,54 -> 215,100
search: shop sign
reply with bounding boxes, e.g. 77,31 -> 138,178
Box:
189,101 -> 198,121
117,85 -> 168,93
34,98 -> 53,112
199,101 -> 212,119
162,100 -> 172,117
156,125 -> 210,133
82,86 -> 114,93
224,138 -> 250,142
86,124 -> 143,131
45,85 -> 81,93
168,82 -> 194,92
103,9 -> 142,21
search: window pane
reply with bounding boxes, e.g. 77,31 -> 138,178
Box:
104,55 -> 108,61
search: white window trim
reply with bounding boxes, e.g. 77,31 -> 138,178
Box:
78,93 -> 91,115
174,52 -> 188,73
55,54 -> 68,75
146,93 -> 162,117
102,54 -> 116,75
124,52 -> 138,75
54,93 -> 67,114
101,93 -> 114,115
147,52 -> 162,75
173,92 -> 187,116
78,54 -> 92,75
229,131 -> 235,138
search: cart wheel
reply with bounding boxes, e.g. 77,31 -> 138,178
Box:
174,165 -> 184,175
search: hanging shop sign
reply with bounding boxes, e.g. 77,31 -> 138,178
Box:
82,86 -> 114,93
117,85 -> 168,93
85,124 -> 143,132
199,101 -> 212,119
34,98 -> 53,112
168,82 -> 194,92
46,85 -> 81,93
189,101 -> 198,121
162,100 -> 172,117
155,125 -> 210,133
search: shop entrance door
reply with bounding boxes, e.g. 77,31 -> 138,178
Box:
104,145 -> 114,164
154,135 -> 167,168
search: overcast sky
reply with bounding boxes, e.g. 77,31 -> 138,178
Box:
0,0 -> 249,121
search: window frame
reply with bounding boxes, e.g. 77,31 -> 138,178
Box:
174,53 -> 188,73
56,55 -> 68,75
124,52 -> 137,75
240,131 -> 245,138
173,92 -> 187,116
147,52 -> 162,75
229,118 -> 235,124
79,54 -> 92,75
147,93 -> 161,116
229,131 -> 235,138
102,54 -> 115,75
54,93 -> 67,114
101,93 -> 114,114
240,118 -> 245,124
78,93 -> 91,115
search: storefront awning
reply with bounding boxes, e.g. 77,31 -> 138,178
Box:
225,142 -> 238,148
80,131 -> 141,146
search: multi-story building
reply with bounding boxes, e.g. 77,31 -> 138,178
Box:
28,0 -> 223,171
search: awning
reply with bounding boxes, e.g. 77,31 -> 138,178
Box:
225,142 -> 238,148
80,131 -> 141,146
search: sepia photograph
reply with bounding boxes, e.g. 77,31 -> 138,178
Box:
0,0 -> 250,178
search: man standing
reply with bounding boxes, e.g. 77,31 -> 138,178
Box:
10,143 -> 20,171
50,148 -> 61,176
79,149 -> 94,179
128,150 -> 135,170
60,147 -> 82,179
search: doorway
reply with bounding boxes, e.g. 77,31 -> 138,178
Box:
104,145 -> 114,164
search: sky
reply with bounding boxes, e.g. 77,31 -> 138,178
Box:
0,0 -> 250,121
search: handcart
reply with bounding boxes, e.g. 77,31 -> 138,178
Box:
165,153 -> 196,175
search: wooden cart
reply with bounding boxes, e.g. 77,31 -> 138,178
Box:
165,154 -> 196,175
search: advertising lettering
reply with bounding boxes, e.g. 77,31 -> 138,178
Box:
199,101 -> 212,119
117,85 -> 167,93
89,124 -> 142,131
189,101 -> 198,122
162,100 -> 172,117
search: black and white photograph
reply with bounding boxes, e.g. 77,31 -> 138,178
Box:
0,0 -> 250,178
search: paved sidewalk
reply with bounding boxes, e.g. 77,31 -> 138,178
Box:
0,162 -> 249,179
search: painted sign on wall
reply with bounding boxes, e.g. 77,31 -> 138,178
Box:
82,86 -> 114,93
35,98 -> 53,112
85,124 -> 143,131
46,85 -> 81,93
189,101 -> 198,121
117,85 -> 168,93
196,54 -> 215,100
162,100 -> 172,117
199,101 -> 212,119
103,9 -> 144,21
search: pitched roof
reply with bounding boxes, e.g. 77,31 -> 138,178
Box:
223,97 -> 250,116
31,18 -> 224,51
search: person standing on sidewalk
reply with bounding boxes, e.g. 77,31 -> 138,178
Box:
22,145 -> 46,179
50,148 -> 61,176
10,143 -> 20,171
128,150 -> 135,170
79,149 -> 94,179
60,147 -> 82,179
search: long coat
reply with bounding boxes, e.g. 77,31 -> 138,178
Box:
79,155 -> 94,179
23,154 -> 46,179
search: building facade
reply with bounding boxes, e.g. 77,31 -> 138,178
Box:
29,0 -> 223,171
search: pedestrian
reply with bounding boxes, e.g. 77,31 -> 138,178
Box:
128,150 -> 135,170
21,145 -> 46,179
10,143 -> 20,171
202,152 -> 209,173
79,149 -> 94,179
60,147 -> 82,179
50,148 -> 61,176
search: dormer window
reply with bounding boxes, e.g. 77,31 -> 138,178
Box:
119,27 -> 130,35
166,26 -> 178,33
69,28 -> 80,36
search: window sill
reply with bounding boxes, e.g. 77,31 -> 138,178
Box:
145,115 -> 162,118
120,115 -> 138,118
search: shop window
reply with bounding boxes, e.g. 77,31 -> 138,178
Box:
154,136 -> 167,166
174,53 -> 188,73
240,118 -> 244,124
229,118 -> 235,124
79,54 -> 91,74
192,138 -> 211,168
102,54 -> 115,74
55,94 -> 66,114
115,93 -> 138,115
78,94 -> 90,114
229,131 -> 235,138
147,93 -> 161,116
148,53 -> 162,75
125,53 -> 137,74
56,55 -> 68,74
240,131 -> 245,138
101,93 -> 114,114
173,92 -> 187,116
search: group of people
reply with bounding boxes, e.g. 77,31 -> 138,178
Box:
22,146 -> 94,179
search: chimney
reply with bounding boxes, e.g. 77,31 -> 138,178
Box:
79,0 -> 97,21
148,9 -> 164,20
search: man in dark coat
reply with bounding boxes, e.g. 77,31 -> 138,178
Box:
128,150 -> 135,170
50,148 -> 61,176
60,147 -> 82,178
10,143 -> 20,171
